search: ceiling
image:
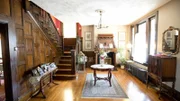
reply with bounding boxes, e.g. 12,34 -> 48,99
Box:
30,0 -> 170,26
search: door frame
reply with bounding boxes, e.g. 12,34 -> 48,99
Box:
0,15 -> 18,101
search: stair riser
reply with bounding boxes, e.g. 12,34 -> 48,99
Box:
53,76 -> 76,80
59,61 -> 71,64
63,53 -> 71,56
56,71 -> 72,74
61,57 -> 72,59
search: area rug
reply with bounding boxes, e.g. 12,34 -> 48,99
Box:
81,73 -> 128,98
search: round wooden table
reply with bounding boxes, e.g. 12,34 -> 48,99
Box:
90,64 -> 114,87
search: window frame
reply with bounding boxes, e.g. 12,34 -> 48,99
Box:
130,11 -> 158,64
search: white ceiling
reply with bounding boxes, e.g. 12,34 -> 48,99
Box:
30,0 -> 170,25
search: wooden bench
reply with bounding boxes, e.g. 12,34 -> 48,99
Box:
29,62 -> 58,98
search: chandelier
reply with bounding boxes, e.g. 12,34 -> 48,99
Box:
95,9 -> 108,29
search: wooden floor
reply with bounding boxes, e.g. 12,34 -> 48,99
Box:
0,80 -> 5,101
30,68 -> 174,101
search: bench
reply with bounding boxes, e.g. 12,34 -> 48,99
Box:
29,62 -> 58,98
125,60 -> 147,83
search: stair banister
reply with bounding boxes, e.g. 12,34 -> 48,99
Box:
71,50 -> 76,74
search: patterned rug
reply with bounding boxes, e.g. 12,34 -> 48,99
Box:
82,73 -> 128,98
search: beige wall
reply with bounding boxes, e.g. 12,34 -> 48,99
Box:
129,0 -> 180,91
82,25 -> 94,51
157,0 -> 180,91
82,25 -> 130,63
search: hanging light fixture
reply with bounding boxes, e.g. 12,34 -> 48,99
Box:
95,9 -> 108,29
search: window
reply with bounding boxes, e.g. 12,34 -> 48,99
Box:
149,18 -> 156,55
131,12 -> 158,64
118,32 -> 126,57
131,27 -> 135,58
134,22 -> 147,63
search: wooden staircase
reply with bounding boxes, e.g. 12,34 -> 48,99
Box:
54,50 -> 76,80
27,2 -> 63,55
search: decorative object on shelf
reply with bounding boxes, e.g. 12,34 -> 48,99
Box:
95,9 -> 108,29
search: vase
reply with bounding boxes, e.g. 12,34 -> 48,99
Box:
100,58 -> 104,65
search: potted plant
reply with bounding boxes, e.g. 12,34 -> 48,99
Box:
117,47 -> 127,69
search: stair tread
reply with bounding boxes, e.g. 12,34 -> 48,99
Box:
59,60 -> 71,62
57,69 -> 71,71
61,56 -> 71,57
64,51 -> 71,54
57,64 -> 71,66
54,74 -> 76,77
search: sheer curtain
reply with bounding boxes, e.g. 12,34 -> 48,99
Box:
134,23 -> 147,63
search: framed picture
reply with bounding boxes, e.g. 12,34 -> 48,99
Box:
85,41 -> 92,49
85,32 -> 92,40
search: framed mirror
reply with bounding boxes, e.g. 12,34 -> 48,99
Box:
162,26 -> 180,55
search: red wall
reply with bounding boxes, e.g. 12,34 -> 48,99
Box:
51,15 -> 62,36
76,23 -> 82,37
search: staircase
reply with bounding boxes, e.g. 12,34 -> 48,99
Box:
53,46 -> 77,80
26,1 -> 81,80
27,2 -> 63,54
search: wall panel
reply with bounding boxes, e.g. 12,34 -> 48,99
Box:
0,0 -> 58,100
0,0 -> 11,16
14,0 -> 23,25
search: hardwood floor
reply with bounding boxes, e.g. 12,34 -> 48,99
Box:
30,68 -> 173,101
0,80 -> 5,101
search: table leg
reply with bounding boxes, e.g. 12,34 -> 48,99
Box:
94,69 -> 97,86
108,69 -> 112,87
50,71 -> 58,85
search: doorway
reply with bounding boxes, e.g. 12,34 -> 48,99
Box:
0,23 -> 9,101
0,32 -> 5,101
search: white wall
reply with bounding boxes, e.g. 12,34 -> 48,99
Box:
63,23 -> 76,38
